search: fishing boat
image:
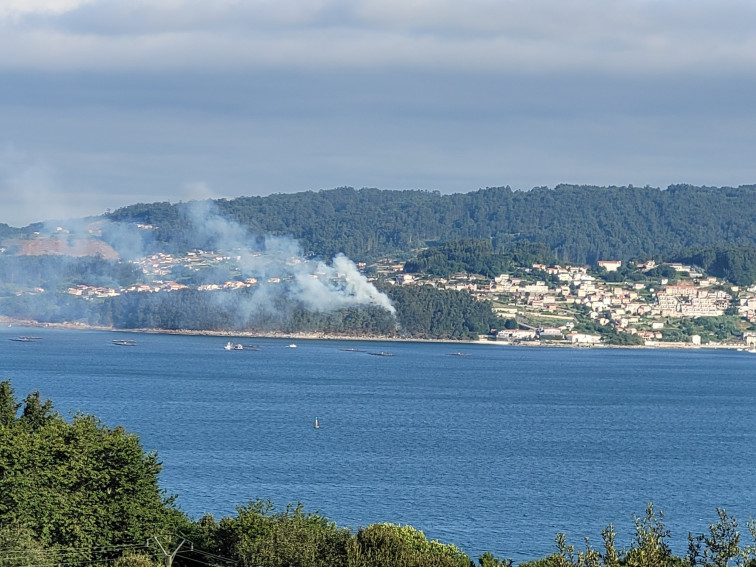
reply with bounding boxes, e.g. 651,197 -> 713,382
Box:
367,351 -> 395,357
112,339 -> 136,346
9,336 -> 43,342
224,341 -> 244,350
287,344 -> 297,348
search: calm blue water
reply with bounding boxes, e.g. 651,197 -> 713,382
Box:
2,327 -> 755,563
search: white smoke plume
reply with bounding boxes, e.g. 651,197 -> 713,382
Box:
184,200 -> 395,316
291,253 -> 395,313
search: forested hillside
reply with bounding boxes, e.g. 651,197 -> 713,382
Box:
107,184 -> 756,264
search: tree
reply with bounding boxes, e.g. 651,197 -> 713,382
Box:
0,381 -> 20,426
702,509 -> 740,567
193,500 -> 350,567
19,391 -> 55,431
345,523 -> 471,567
0,525 -> 48,567
478,551 -> 512,566
624,503 -> 676,567
0,382 -> 185,554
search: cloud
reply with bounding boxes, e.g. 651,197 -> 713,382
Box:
2,0 -> 756,74
0,0 -> 94,19
2,1 -> 756,216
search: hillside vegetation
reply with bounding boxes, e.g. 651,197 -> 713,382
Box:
106,184 -> 756,264
2,381 -> 756,567
3,185 -> 756,341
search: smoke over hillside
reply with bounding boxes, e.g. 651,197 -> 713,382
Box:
188,200 -> 394,313
117,200 -> 396,323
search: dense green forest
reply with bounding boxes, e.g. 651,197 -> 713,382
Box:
2,382 -> 755,567
673,246 -> 756,287
385,284 -> 500,339
0,283 -> 499,340
404,240 -> 556,279
104,184 -> 756,264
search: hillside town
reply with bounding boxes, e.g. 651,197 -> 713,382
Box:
376,257 -> 756,348
56,248 -> 756,348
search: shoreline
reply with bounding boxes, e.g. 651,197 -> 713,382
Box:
1,316 -> 751,351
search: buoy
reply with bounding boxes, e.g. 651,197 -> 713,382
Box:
314,417 -> 320,429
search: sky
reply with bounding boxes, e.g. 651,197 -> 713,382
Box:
1,0 -> 756,227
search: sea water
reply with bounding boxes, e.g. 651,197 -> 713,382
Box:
2,327 -> 755,563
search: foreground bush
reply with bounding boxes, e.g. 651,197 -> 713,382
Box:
2,381 -> 756,567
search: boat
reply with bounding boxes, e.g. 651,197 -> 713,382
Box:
314,417 -> 320,429
446,352 -> 469,357
287,344 -> 297,348
224,341 -> 244,350
112,339 -> 136,346
9,336 -> 43,342
368,351 -> 395,357
339,348 -> 363,352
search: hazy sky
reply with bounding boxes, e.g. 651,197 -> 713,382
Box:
1,0 -> 755,226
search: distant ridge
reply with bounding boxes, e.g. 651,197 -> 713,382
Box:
105,184 -> 756,264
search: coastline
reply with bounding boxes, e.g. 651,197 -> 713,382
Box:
1,316 -> 750,351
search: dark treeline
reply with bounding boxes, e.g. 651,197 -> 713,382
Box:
106,184 -> 756,264
386,284 -> 500,339
404,240 -> 556,278
2,382 -> 755,567
672,246 -> 756,287
100,289 -> 399,337
0,223 -> 19,240
0,256 -> 142,290
0,285 -> 497,340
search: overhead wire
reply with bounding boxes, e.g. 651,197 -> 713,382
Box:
0,535 -> 236,567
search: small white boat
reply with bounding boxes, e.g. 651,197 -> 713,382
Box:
225,341 -> 244,350
287,344 -> 297,348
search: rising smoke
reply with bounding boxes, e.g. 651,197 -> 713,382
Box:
0,197 -> 396,330
176,200 -> 395,318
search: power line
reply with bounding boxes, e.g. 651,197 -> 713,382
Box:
0,535 -> 236,567
0,543 -> 149,558
175,553 -> 229,567
0,543 -> 150,560
157,536 -> 236,567
152,535 -> 186,567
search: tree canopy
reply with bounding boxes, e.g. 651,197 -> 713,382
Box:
0,381 -> 183,554
2,383 -> 756,567
107,184 -> 756,265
